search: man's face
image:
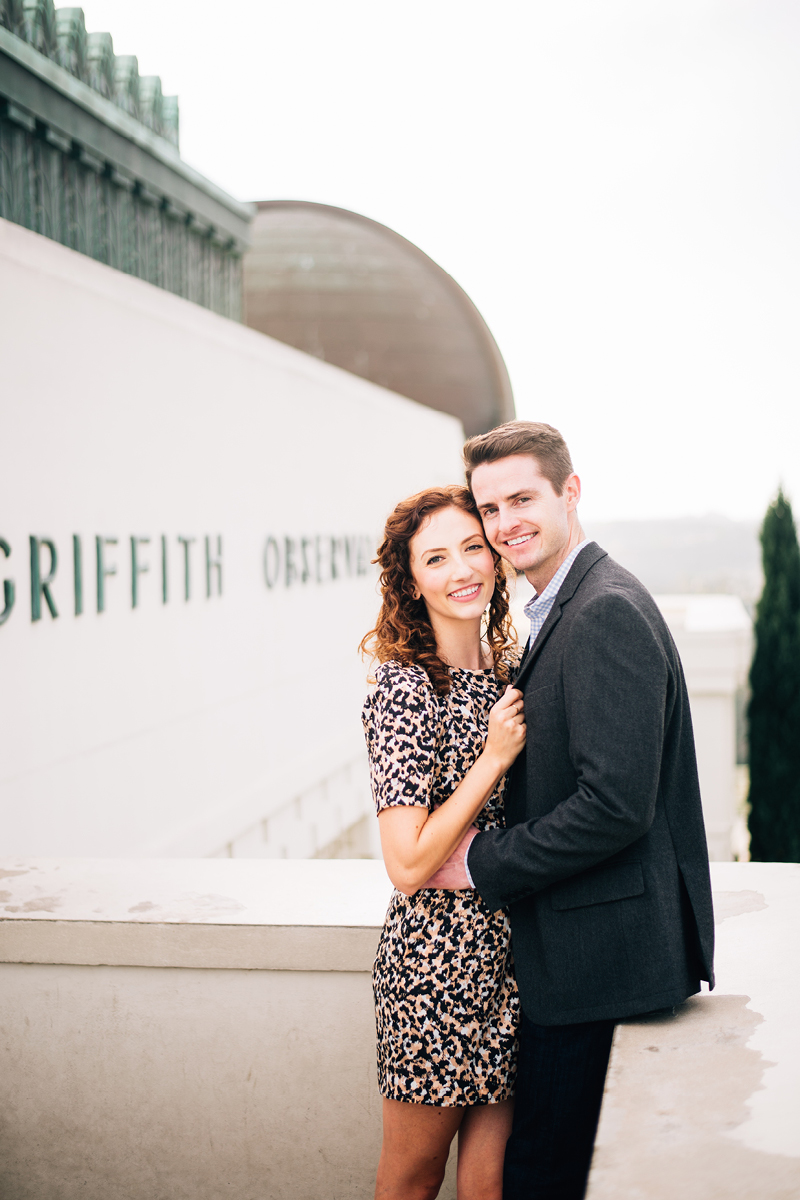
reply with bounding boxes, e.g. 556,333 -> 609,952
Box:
470,454 -> 580,584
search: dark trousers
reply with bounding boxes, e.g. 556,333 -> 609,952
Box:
503,1012 -> 615,1200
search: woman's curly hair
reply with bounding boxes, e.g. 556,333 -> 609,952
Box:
360,485 -> 516,696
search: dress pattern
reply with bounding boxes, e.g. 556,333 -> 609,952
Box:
362,658 -> 520,1107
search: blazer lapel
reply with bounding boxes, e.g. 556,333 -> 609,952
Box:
514,542 -> 608,692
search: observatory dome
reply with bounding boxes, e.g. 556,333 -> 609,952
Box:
242,201 -> 514,436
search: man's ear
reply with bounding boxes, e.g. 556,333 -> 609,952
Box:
564,473 -> 581,511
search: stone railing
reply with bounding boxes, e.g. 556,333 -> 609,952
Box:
0,858 -> 797,1199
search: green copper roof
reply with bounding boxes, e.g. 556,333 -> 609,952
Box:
2,0 -> 179,145
0,8 -> 253,318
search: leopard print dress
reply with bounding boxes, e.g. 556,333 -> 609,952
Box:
362,658 -> 520,1107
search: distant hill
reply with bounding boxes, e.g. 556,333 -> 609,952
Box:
583,516 -> 762,607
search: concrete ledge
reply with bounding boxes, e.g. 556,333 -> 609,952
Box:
1,858 -> 798,1199
0,858 -> 393,970
0,920 -> 382,971
588,995 -> 800,1199
588,860 -> 800,1198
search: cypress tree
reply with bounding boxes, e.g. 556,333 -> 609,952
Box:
747,489 -> 800,861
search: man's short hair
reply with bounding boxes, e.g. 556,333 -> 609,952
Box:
463,420 -> 574,495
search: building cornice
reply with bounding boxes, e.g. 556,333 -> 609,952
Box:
0,26 -> 253,233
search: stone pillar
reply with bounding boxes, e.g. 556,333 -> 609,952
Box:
656,595 -> 752,861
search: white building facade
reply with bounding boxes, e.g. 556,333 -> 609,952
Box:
0,217 -> 464,860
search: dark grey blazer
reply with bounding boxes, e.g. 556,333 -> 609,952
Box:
468,542 -> 715,1026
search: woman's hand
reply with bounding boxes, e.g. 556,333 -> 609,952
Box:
483,686 -> 526,772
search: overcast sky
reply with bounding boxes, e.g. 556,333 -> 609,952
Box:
80,0 -> 800,523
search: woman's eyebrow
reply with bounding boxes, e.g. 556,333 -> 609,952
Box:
422,533 -> 484,555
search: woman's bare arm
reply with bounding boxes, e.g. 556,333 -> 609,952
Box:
378,687 -> 525,895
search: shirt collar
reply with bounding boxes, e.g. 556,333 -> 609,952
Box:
523,538 -> 591,627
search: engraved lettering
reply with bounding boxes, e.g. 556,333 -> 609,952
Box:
95,536 -> 118,614
130,536 -> 150,608
205,535 -> 222,598
30,536 -> 59,621
0,538 -> 15,625
263,537 -> 280,589
177,536 -> 195,601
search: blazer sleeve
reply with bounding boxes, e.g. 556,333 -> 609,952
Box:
468,590 -> 671,912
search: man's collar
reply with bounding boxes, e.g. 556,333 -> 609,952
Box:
514,541 -> 608,686
525,537 -> 591,606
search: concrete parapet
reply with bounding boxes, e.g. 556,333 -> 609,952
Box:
588,861 -> 800,1198
0,858 -> 396,1200
0,859 -> 797,1199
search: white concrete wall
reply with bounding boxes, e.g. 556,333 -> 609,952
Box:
0,858 -> 797,1200
0,218 -> 464,860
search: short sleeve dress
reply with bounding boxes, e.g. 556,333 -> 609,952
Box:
362,658 -> 520,1107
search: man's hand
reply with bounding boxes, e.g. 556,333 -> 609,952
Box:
420,826 -> 479,890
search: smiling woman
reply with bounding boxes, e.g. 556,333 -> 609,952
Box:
407,507 -> 498,663
359,485 -> 525,1200
360,485 -> 514,695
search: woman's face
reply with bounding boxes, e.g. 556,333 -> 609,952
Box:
408,506 -> 496,628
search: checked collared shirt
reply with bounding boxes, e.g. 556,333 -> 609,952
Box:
522,538 -> 591,649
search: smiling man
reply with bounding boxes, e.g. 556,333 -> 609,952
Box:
451,421 -> 715,1199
